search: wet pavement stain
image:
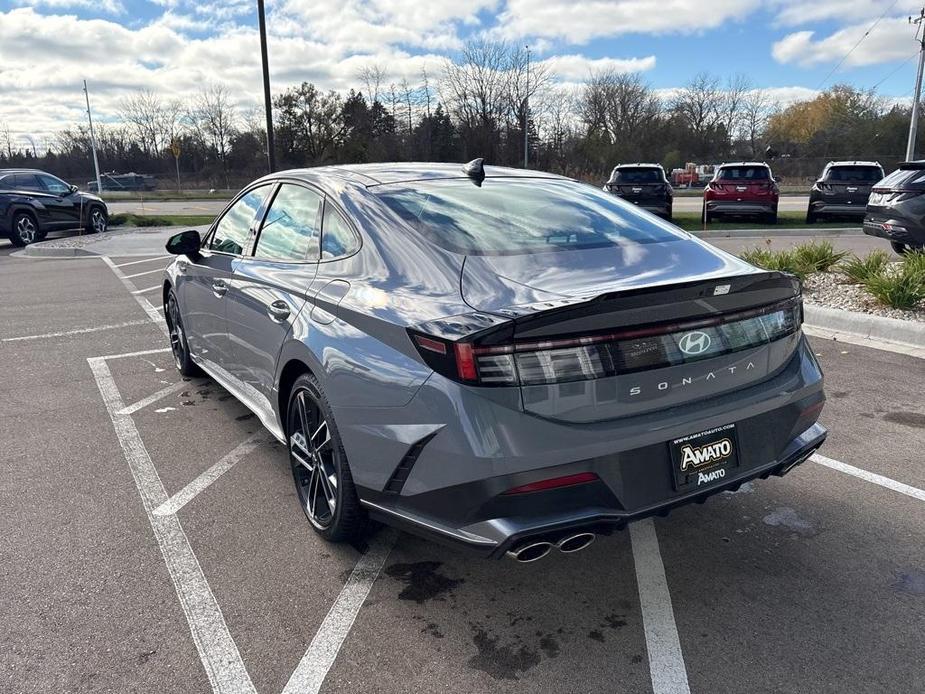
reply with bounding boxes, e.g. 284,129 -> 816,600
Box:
893,570 -> 925,596
830,390 -> 851,398
421,622 -> 444,639
603,613 -> 627,629
235,413 -> 255,421
883,411 -> 925,429
384,561 -> 462,603
588,629 -> 605,642
468,627 -> 541,680
538,635 -> 559,658
763,507 -> 816,537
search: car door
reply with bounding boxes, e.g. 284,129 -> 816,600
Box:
306,197 -> 362,324
225,181 -> 322,403
177,183 -> 273,369
35,173 -> 80,229
10,173 -> 55,228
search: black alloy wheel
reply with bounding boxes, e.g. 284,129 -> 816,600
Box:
165,291 -> 201,377
88,207 -> 108,234
287,374 -> 365,541
10,212 -> 43,247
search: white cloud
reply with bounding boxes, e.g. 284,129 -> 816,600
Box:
13,0 -> 125,14
772,19 -> 917,68
497,0 -> 760,44
539,54 -> 656,81
772,0 -> 922,27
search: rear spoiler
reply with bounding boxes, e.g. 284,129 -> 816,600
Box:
898,161 -> 925,170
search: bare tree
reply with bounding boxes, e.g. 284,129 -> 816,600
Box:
119,90 -> 181,157
187,85 -> 237,187
673,72 -> 723,137
0,123 -> 12,158
420,67 -> 433,119
579,71 -> 661,145
357,64 -> 386,105
721,73 -> 752,139
740,89 -> 772,158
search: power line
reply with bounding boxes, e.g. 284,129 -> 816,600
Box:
816,0 -> 901,90
870,52 -> 918,91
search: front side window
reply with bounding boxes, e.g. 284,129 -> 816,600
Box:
38,174 -> 70,195
321,203 -> 359,259
210,185 -> 271,255
254,183 -> 322,261
375,178 -> 681,255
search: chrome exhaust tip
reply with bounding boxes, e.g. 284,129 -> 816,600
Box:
506,541 -> 553,563
556,532 -> 596,554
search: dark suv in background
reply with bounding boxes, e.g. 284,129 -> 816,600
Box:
864,161 -> 925,254
603,163 -> 673,219
807,161 -> 883,224
702,162 -> 779,224
0,169 -> 108,246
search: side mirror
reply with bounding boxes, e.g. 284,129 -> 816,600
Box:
166,229 -> 202,257
69,184 -> 79,194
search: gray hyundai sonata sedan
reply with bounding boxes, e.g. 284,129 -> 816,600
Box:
163,161 -> 826,562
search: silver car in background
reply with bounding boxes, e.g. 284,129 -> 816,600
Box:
162,161 -> 826,562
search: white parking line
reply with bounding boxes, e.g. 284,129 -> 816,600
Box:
113,255 -> 172,268
132,285 -> 161,295
117,379 -> 195,416
153,433 -> 265,516
630,518 -> 691,694
101,256 -> 166,335
89,356 -> 257,694
282,529 -> 397,694
2,319 -> 149,342
812,453 -> 925,502
124,267 -> 168,279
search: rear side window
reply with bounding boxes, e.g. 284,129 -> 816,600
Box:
11,173 -> 43,191
873,168 -> 925,190
375,178 -> 681,255
254,183 -> 321,261
824,166 -> 883,182
716,167 -> 769,181
320,204 -> 359,259
611,168 -> 663,183
210,185 -> 271,255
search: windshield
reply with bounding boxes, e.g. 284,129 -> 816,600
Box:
715,166 -> 769,181
374,178 -> 683,255
611,168 -> 663,184
824,166 -> 883,183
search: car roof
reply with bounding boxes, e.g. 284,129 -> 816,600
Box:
259,162 -> 569,188
0,168 -> 46,175
825,160 -> 881,168
718,162 -> 769,168
613,163 -> 663,169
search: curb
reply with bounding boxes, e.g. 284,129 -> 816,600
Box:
19,245 -> 97,258
693,227 -> 860,239
804,304 -> 925,349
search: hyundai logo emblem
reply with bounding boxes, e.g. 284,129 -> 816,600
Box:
678,331 -> 711,355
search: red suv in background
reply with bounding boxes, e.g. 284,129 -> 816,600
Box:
702,162 -> 779,225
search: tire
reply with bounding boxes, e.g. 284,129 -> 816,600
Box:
86,206 -> 108,234
287,373 -> 366,542
806,212 -> 817,225
9,211 -> 44,247
165,290 -> 202,377
664,205 -> 673,222
891,241 -> 909,255
766,212 -> 778,225
701,205 -> 712,225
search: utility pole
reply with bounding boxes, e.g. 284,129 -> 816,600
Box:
906,8 -> 925,161
83,80 -> 102,194
524,45 -> 530,169
257,0 -> 276,173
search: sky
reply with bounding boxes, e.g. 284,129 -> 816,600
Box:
1,0 -> 924,150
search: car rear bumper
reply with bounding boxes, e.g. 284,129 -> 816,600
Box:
618,199 -> 671,216
345,335 -> 825,557
810,200 -> 866,217
706,200 -> 776,215
863,215 -> 925,246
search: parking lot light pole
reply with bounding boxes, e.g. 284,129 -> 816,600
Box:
83,80 -> 102,194
907,9 -> 925,161
257,0 -> 276,173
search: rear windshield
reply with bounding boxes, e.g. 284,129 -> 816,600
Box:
610,167 -> 663,184
824,166 -> 883,182
875,167 -> 925,190
715,166 -> 769,181
374,178 -> 682,255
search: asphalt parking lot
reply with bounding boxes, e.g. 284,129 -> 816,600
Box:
1,243 -> 923,694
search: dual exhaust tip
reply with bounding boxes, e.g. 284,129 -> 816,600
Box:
506,531 -> 596,563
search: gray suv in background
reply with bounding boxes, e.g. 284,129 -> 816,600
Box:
603,163 -> 673,219
807,161 -> 883,224
163,161 -> 827,563
864,161 -> 925,254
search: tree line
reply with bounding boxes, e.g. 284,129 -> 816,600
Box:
0,40 -> 917,189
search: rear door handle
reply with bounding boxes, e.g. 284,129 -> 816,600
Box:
266,300 -> 290,322
211,279 -> 227,298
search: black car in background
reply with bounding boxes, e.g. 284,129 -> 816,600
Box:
864,161 -> 925,254
0,169 -> 108,246
807,161 -> 883,224
603,163 -> 673,219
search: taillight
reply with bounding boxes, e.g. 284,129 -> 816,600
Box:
409,297 -> 802,387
